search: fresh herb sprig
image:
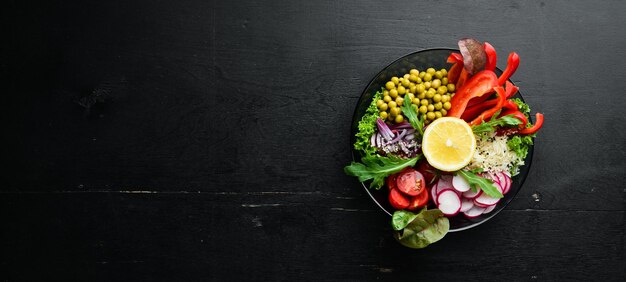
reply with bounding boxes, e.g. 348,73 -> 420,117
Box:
344,155 -> 419,190
471,111 -> 521,134
457,169 -> 503,198
401,101 -> 424,137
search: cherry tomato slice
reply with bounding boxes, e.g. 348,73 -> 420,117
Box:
386,173 -> 398,191
388,188 -> 410,210
396,168 -> 426,196
407,188 -> 429,211
415,161 -> 436,185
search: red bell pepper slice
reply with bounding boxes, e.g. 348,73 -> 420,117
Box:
447,52 -> 463,64
456,68 -> 469,89
497,52 -> 520,86
502,99 -> 519,112
470,86 -> 507,126
461,99 -> 498,122
447,70 -> 499,118
505,80 -> 519,99
484,42 -> 497,71
448,62 -> 462,84
519,113 -> 544,134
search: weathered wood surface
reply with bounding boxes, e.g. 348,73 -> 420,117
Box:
2,0 -> 625,281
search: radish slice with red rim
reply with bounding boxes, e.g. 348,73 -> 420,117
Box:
460,198 -> 474,213
452,174 -> 471,192
482,204 -> 496,214
474,193 -> 501,207
437,189 -> 461,216
463,205 -> 486,218
462,188 -> 482,199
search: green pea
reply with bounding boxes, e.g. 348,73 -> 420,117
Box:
447,83 -> 456,92
434,102 -> 443,110
388,101 -> 397,108
426,88 -> 436,99
441,109 -> 447,116
417,92 -> 426,99
423,73 -> 432,82
443,101 -> 451,110
409,74 -> 419,82
420,99 -> 429,106
416,77 -> 422,83
441,77 -> 448,85
402,79 -> 410,88
433,94 -> 442,103
441,94 -> 450,103
397,86 -> 406,95
418,72 -> 425,79
391,77 -> 399,85
403,74 -> 410,80
380,111 -> 388,119
432,79 -> 441,89
440,68 -> 448,76
376,100 -> 384,107
437,86 -> 448,95
395,115 -> 404,123
407,93 -> 415,100
426,68 -> 436,75
389,89 -> 398,98
416,84 -> 426,94
427,112 -> 436,120
383,95 -> 392,102
427,104 -> 435,112
383,90 -> 389,96
434,71 -> 443,79
385,81 -> 395,90
423,81 -> 431,89
412,97 -> 420,105
380,103 -> 388,111
409,85 -> 417,93
396,97 -> 404,106
419,105 -> 428,114
435,111 -> 443,119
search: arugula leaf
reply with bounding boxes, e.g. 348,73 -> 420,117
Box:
354,89 -> 382,156
471,111 -> 522,134
457,170 -> 503,198
401,101 -> 424,136
392,209 -> 449,249
344,155 -> 419,190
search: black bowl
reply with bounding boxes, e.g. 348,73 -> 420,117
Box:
350,48 -> 533,232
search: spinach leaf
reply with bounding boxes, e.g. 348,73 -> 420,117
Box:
344,155 -> 419,190
392,209 -> 449,249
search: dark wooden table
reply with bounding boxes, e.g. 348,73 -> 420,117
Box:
2,0 -> 625,281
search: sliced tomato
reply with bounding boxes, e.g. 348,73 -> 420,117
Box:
389,188 -> 410,210
416,161 -> 437,185
407,188 -> 429,211
386,173 -> 398,191
396,168 -> 426,196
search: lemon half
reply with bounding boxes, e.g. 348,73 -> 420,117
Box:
422,117 -> 476,172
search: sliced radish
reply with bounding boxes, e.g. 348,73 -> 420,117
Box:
460,198 -> 474,213
463,205 -> 486,218
452,174 -> 471,192
482,205 -> 496,214
437,190 -> 461,216
430,182 -> 439,206
462,188 -> 482,199
474,193 -> 501,207
438,175 -> 453,189
502,173 -> 512,194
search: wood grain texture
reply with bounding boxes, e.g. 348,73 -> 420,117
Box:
2,0 -> 625,281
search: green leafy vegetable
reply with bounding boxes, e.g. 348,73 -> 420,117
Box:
457,170 -> 503,198
392,208 -> 449,249
507,135 -> 534,159
471,111 -> 521,134
511,98 -> 530,115
344,155 -> 419,190
401,101 -> 424,136
353,89 -> 382,156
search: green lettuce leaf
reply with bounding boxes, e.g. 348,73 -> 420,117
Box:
353,89 -> 382,156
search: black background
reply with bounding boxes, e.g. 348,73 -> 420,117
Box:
2,0 -> 625,281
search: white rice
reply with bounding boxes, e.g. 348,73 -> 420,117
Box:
467,133 -> 524,175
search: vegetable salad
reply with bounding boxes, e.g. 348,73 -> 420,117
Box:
345,38 -> 544,249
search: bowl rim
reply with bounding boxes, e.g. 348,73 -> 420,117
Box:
349,47 -> 534,232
